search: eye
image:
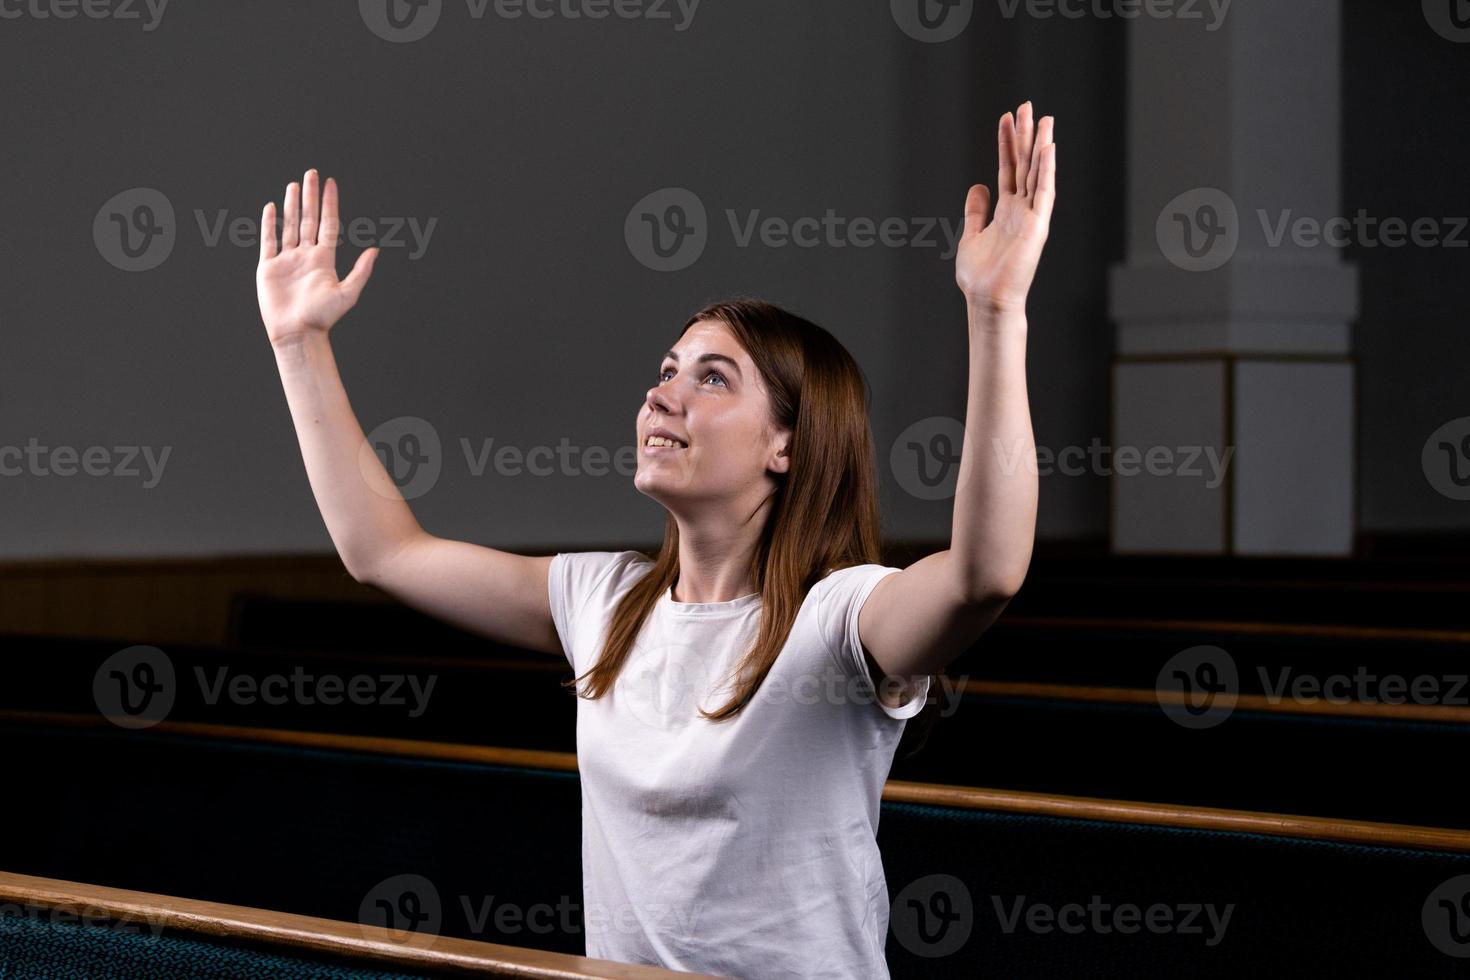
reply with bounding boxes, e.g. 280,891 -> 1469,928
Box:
657,366 -> 727,387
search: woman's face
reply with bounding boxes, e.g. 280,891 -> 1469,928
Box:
634,319 -> 790,511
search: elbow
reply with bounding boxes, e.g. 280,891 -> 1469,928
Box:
964,576 -> 1024,608
340,541 -> 390,587
957,562 -> 1030,607
342,530 -> 425,589
342,554 -> 378,586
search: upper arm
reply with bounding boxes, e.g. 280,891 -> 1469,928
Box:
359,532 -> 561,656
857,549 -> 1012,681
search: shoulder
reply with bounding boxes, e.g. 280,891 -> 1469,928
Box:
551,549 -> 651,583
550,550 -> 652,606
548,550 -> 654,648
812,563 -> 928,721
812,562 -> 903,604
810,562 -> 903,655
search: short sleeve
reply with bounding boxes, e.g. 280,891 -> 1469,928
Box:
817,564 -> 932,721
548,550 -> 650,671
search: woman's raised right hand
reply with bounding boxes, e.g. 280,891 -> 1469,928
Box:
256,169 -> 379,345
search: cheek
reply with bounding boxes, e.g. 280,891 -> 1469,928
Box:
704,422 -> 769,472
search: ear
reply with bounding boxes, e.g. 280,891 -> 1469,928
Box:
770,433 -> 792,476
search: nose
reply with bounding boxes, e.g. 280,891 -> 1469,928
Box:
645,379 -> 679,418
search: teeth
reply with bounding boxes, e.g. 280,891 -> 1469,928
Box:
646,436 -> 686,448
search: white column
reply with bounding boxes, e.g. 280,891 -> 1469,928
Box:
1109,0 -> 1358,555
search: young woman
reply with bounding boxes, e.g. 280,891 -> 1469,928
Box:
256,101 -> 1054,978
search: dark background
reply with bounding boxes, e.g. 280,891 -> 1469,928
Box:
2,1 -> 1460,560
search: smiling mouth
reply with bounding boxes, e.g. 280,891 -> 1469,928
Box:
644,436 -> 688,449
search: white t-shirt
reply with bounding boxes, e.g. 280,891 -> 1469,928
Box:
548,549 -> 931,980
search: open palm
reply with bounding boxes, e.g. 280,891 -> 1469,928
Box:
955,102 -> 1056,314
256,169 -> 379,344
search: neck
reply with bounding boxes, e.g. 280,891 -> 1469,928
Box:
670,502 -> 771,603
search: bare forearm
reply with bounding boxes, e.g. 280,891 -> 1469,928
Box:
271,331 -> 423,579
948,303 -> 1037,598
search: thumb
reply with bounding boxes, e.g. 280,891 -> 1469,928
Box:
962,184 -> 992,237
340,247 -> 379,306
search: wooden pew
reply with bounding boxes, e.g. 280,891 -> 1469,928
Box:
2,712 -> 1469,977
5,633 -> 1470,827
0,870 -> 715,978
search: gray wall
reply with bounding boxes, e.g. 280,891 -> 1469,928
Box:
0,1 -> 1460,559
1344,0 -> 1470,534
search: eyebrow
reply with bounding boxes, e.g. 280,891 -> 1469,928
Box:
662,350 -> 743,381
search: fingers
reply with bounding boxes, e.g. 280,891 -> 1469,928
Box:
260,201 -> 278,261
1013,101 -> 1034,200
340,247 -> 379,306
997,112 -> 1017,197
282,180 -> 301,248
301,169 -> 320,246
962,183 -> 992,237
1027,115 -> 1054,199
321,177 -> 341,250
1033,142 -> 1057,220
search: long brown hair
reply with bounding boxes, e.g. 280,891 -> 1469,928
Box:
564,298 -> 940,750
